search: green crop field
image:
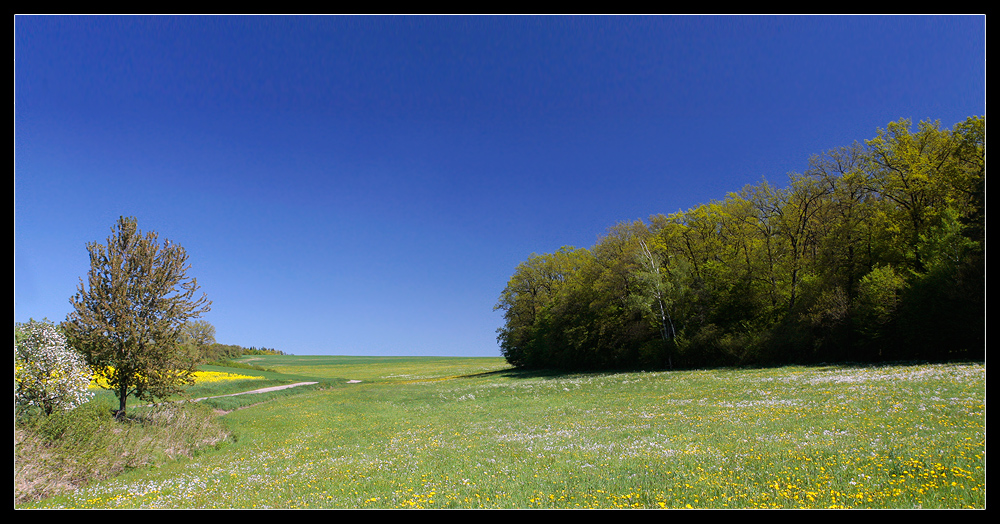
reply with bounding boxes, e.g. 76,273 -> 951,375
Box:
18,357 -> 985,509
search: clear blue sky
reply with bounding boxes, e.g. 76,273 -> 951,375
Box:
14,15 -> 985,357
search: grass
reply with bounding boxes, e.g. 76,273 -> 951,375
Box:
16,358 -> 985,509
228,354 -> 510,384
14,396 -> 232,505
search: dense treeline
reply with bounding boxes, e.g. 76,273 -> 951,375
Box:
176,320 -> 288,363
495,117 -> 985,370
204,343 -> 288,360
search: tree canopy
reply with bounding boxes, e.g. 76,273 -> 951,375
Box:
495,116 -> 985,370
63,216 -> 212,415
14,319 -> 94,416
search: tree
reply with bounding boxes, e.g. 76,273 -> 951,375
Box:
494,116 -> 984,370
494,246 -> 591,368
178,320 -> 217,363
63,217 -> 211,416
14,319 -> 94,416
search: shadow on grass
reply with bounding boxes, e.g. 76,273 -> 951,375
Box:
457,357 -> 985,382
457,367 -> 621,381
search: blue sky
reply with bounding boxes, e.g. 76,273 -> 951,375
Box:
14,15 -> 985,357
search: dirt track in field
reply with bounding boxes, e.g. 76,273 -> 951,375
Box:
191,382 -> 319,402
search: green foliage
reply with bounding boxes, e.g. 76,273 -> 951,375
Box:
241,346 -> 287,355
494,246 -> 594,368
15,319 -> 94,416
173,319 -> 288,364
178,320 -> 217,364
63,216 -> 212,415
195,342 -> 288,362
15,396 -> 231,505
496,117 -> 985,370
203,359 -> 276,372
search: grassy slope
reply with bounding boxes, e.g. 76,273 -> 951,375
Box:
20,358 -> 985,509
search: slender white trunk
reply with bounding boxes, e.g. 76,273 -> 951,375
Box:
639,240 -> 676,341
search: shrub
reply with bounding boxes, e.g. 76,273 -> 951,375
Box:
15,319 -> 94,416
15,396 -> 232,505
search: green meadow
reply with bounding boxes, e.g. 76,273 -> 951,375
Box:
18,357 -> 985,509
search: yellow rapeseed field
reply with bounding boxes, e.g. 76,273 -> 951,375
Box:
89,369 -> 263,389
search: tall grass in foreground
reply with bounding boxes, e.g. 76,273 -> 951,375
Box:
14,365 -> 313,505
14,397 -> 231,505
22,360 -> 985,509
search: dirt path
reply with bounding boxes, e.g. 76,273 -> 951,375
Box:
191,382 -> 318,402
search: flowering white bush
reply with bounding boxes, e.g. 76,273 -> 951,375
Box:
15,319 -> 94,415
